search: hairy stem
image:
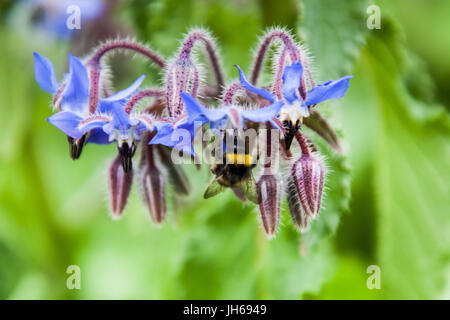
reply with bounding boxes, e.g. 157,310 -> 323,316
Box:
87,40 -> 166,113
179,31 -> 225,90
251,29 -> 315,100
251,29 -> 300,85
88,65 -> 101,113
88,40 -> 165,68
124,89 -> 165,114
222,82 -> 243,105
273,47 -> 288,99
295,131 -> 311,157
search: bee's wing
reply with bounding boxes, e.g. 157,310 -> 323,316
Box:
241,174 -> 260,204
231,187 -> 247,202
203,178 -> 226,199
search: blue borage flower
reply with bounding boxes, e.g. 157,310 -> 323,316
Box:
47,75 -> 154,142
34,52 -> 156,144
148,92 -> 283,156
34,51 -> 90,113
34,51 -> 107,143
237,61 -> 353,147
34,51 -> 164,171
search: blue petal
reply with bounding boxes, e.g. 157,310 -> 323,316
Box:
148,123 -> 175,146
305,75 -> 354,106
111,106 -> 137,133
102,75 -> 146,103
102,122 -> 115,136
33,52 -> 59,94
80,118 -> 110,133
47,111 -> 84,139
97,75 -> 146,116
241,100 -> 284,123
281,61 -> 303,103
173,126 -> 195,156
236,65 -> 277,103
149,123 -> 196,156
60,52 -> 89,113
182,92 -> 227,123
88,128 -> 111,144
97,99 -> 117,114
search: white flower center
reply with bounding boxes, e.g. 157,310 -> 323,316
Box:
109,127 -> 139,146
279,99 -> 310,124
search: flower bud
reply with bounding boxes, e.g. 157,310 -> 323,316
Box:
139,143 -> 167,224
141,166 -> 167,224
286,154 -> 325,230
257,174 -> 281,238
108,155 -> 133,218
165,58 -> 199,118
156,145 -> 190,195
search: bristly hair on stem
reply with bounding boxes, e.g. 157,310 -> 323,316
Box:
250,28 -> 300,84
124,88 -> 165,114
250,27 -> 314,100
87,38 -> 166,68
178,28 -> 225,91
295,131 -> 311,157
85,38 -> 166,113
222,82 -> 244,105
165,28 -> 225,117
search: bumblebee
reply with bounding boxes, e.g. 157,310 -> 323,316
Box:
204,152 -> 259,204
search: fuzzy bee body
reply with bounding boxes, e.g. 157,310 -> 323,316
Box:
204,153 -> 259,203
212,162 -> 255,188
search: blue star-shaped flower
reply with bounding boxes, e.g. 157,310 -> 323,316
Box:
45,75 -> 157,146
237,61 -> 353,148
34,51 -> 108,144
34,52 -> 155,146
237,61 -> 353,122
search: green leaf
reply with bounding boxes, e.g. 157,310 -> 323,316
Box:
299,0 -> 369,79
356,22 -> 450,299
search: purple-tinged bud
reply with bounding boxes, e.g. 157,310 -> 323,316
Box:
179,30 -> 224,90
257,174 -> 281,238
141,165 -> 167,224
165,29 -> 225,117
139,141 -> 167,224
156,145 -> 190,195
108,155 -> 133,219
286,154 -> 325,230
165,58 -> 199,117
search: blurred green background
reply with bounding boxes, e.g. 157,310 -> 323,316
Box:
0,0 -> 448,299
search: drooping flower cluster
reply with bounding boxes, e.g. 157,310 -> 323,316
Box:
34,28 -> 352,238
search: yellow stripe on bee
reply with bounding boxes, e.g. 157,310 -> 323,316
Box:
226,153 -> 253,166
